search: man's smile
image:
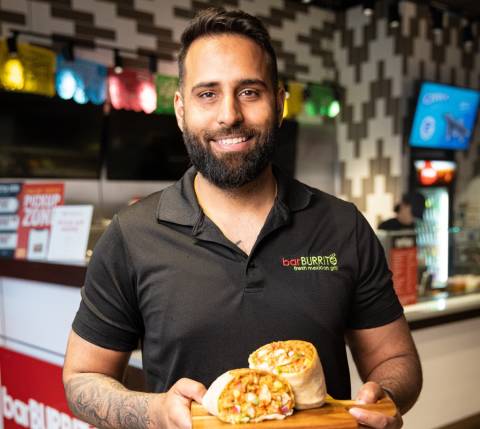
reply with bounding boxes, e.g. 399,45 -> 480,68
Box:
214,135 -> 249,145
209,134 -> 254,151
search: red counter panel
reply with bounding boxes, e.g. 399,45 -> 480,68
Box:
0,347 -> 93,429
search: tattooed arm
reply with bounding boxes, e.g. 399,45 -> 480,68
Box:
63,331 -> 206,429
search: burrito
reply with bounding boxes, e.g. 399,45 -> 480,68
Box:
202,368 -> 295,424
248,340 -> 326,409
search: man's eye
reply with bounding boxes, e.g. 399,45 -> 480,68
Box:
199,91 -> 215,99
240,89 -> 259,97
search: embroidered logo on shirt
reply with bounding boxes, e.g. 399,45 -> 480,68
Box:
281,253 -> 338,271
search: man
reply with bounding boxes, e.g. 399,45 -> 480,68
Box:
63,8 -> 422,429
378,192 -> 425,231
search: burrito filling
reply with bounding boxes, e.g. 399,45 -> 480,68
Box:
249,340 -> 315,374
217,370 -> 294,423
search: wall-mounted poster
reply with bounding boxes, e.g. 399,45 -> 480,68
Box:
15,183 -> 64,260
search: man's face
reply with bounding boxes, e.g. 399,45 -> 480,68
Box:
174,34 -> 284,188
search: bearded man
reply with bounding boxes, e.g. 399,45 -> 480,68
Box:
63,7 -> 421,429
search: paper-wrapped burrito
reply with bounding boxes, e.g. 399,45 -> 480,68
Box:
202,368 -> 295,424
248,340 -> 326,409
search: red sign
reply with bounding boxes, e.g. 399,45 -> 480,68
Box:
0,347 -> 94,429
390,246 -> 418,305
14,183 -> 64,260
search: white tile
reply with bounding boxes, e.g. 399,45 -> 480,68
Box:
1,0 -> 28,14
30,1 -> 74,35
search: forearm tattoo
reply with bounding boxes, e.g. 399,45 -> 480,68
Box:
65,374 -> 152,429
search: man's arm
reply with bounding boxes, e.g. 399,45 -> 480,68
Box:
346,315 -> 422,414
63,330 -> 206,429
345,316 -> 422,428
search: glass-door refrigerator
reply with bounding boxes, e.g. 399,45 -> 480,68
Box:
412,159 -> 457,288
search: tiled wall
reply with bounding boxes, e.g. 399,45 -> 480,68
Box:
398,2 -> 480,206
334,1 -> 480,226
334,3 -> 404,226
1,0 -> 479,225
0,0 -> 336,80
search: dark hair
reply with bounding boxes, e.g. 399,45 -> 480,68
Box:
396,192 -> 426,219
178,7 -> 278,90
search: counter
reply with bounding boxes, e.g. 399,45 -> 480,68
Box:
1,260 -> 480,429
2,259 -> 479,329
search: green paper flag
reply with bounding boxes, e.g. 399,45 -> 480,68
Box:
155,74 -> 178,114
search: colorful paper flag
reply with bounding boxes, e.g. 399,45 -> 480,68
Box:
108,67 -> 157,114
0,40 -> 56,96
155,74 -> 178,114
56,55 -> 107,105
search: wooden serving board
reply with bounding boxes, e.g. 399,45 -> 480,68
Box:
192,397 -> 396,429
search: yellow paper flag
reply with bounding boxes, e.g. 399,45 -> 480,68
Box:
0,40 -> 56,96
283,81 -> 305,119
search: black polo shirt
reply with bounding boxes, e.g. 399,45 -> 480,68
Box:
72,166 -> 403,399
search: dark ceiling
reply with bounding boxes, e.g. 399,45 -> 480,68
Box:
306,0 -> 480,20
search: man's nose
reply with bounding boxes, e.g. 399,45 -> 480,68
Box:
216,95 -> 243,127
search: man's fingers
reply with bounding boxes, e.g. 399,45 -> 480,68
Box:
167,403 -> 192,429
355,381 -> 385,404
173,378 -> 207,404
161,379 -> 206,429
349,408 -> 402,429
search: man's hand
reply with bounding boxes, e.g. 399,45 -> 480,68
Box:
155,378 -> 207,429
64,331 -> 207,429
348,382 -> 403,429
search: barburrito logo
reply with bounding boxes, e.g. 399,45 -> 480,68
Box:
281,253 -> 339,271
1,386 -> 92,429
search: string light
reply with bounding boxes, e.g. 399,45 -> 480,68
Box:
2,31 -> 25,90
2,57 -> 25,90
138,81 -> 157,114
56,68 -> 77,99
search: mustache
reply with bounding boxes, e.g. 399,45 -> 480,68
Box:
202,126 -> 257,141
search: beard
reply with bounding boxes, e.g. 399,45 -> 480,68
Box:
182,123 -> 277,189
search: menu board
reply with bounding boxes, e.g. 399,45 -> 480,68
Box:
0,183 -> 22,258
389,233 -> 418,306
15,183 -> 64,260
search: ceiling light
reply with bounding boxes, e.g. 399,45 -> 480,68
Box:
462,22 -> 474,51
388,1 -> 401,29
430,7 -> 443,35
113,48 -> 123,74
363,0 -> 375,17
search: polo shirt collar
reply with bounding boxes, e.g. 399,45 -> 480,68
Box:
274,165 -> 313,213
156,167 -> 201,226
156,165 -> 313,227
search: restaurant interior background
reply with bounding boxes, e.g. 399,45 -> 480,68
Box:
1,1 -> 480,428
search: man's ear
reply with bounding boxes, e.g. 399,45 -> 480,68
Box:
276,86 -> 286,127
174,90 -> 184,132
